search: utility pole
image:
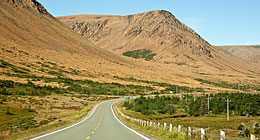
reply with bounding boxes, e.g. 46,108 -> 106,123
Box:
186,93 -> 188,103
117,87 -> 119,96
207,94 -> 210,113
226,98 -> 231,121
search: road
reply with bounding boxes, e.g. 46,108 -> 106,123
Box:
31,99 -> 149,140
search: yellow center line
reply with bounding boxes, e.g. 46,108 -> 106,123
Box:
85,106 -> 105,140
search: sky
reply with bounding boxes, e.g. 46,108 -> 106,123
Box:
38,0 -> 260,46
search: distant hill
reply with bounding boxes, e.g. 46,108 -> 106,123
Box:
218,45 -> 260,65
58,10 -> 216,63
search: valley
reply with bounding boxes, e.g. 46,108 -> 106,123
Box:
0,0 -> 259,139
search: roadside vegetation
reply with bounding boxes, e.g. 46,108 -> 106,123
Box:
120,93 -> 260,139
116,103 -> 188,140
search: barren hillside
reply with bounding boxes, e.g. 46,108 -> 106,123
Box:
58,10 -> 216,63
58,11 -> 260,90
218,45 -> 260,65
0,0 -> 259,92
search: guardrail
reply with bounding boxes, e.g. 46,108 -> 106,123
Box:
116,107 -> 257,140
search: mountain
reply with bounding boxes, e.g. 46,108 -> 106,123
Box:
58,10 -> 260,89
0,0 -> 132,81
218,45 -> 260,65
0,0 -> 259,92
58,10 -> 216,63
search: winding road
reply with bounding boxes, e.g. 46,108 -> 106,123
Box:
31,99 -> 149,140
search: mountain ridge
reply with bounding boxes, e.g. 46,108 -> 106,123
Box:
58,9 -> 216,63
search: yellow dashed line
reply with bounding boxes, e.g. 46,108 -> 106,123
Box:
85,107 -> 104,140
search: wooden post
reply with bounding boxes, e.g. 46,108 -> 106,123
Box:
158,122 -> 160,128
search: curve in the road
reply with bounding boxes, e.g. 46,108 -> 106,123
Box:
30,99 -> 150,140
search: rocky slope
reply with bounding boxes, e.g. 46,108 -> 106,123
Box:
58,10 -> 217,64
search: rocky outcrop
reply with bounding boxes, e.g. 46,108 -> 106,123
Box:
58,10 -> 215,62
4,0 -> 50,16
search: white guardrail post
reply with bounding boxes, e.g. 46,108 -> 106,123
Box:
164,123 -> 167,129
188,127 -> 192,136
220,130 -> 225,140
201,128 -> 206,140
116,106 -> 257,140
170,124 -> 173,132
178,125 -> 181,131
250,134 -> 256,140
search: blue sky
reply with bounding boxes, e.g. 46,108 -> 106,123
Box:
38,0 -> 260,46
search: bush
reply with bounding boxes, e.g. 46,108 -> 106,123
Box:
39,120 -> 49,126
124,95 -> 178,115
244,128 -> 250,137
237,124 -> 244,130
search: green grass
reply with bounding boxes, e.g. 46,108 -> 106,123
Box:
184,54 -> 196,61
0,105 -> 36,132
0,102 -> 94,140
116,106 -> 187,140
174,62 -> 186,66
117,101 -> 258,138
122,49 -> 157,61
18,50 -> 29,55
73,104 -> 93,119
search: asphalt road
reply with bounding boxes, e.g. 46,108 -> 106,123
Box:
31,99 -> 149,140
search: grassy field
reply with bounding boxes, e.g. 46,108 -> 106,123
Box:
115,103 -> 188,140
0,94 -> 116,140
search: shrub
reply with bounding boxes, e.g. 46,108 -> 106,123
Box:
237,124 -> 244,130
39,120 -> 49,126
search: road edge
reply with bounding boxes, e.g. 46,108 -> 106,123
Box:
111,101 -> 151,140
26,100 -> 109,140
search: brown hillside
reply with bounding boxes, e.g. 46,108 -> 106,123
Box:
58,11 -> 260,89
218,45 -> 260,65
58,10 -> 215,63
0,0 -> 259,91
